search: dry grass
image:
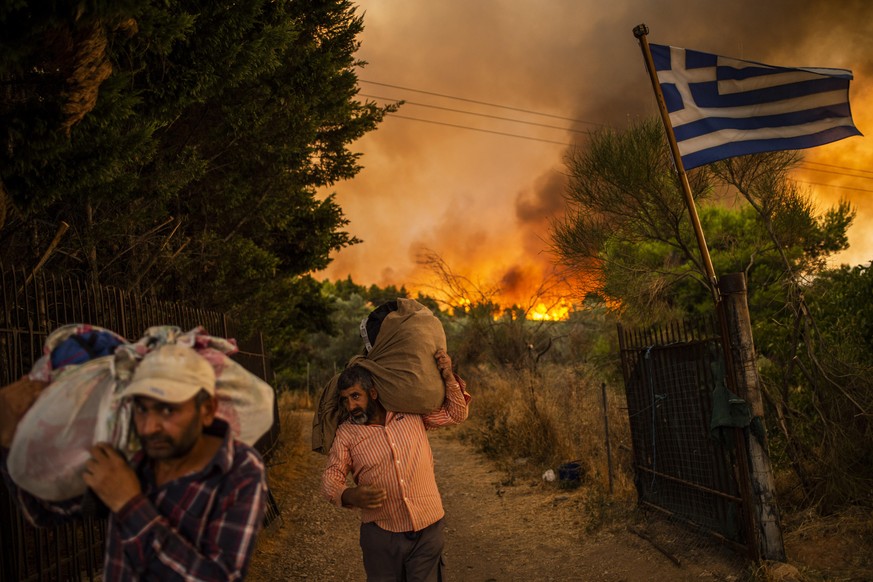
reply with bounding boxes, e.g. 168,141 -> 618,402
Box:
262,394 -> 309,485
775,505 -> 873,581
456,363 -> 637,505
277,389 -> 315,411
253,394 -> 310,562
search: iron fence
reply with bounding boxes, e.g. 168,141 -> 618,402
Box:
618,317 -> 751,556
1,265 -> 278,582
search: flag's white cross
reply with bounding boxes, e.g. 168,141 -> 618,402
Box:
658,46 -> 856,158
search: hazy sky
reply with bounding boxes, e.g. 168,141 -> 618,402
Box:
318,0 -> 873,306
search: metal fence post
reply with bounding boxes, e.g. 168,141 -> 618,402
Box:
600,382 -> 614,495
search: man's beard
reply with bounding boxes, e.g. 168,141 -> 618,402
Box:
350,401 -> 376,425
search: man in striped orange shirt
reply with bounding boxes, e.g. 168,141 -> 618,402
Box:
321,348 -> 470,581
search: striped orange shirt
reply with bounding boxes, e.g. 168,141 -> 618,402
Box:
321,378 -> 470,533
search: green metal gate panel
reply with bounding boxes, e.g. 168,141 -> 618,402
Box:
618,319 -> 750,552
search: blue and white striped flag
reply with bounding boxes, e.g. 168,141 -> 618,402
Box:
650,44 -> 861,170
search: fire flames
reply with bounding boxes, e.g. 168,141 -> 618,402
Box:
530,299 -> 571,321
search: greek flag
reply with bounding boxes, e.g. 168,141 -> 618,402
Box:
651,44 -> 861,170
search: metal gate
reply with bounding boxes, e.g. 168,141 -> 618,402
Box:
618,318 -> 751,554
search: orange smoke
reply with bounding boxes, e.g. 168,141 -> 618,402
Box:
792,79 -> 873,268
318,1 -> 873,311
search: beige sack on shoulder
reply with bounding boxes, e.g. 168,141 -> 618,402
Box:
311,298 -> 446,454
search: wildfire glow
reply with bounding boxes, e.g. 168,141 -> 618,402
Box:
530,299 -> 571,321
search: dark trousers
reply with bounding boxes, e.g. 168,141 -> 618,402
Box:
359,518 -> 445,582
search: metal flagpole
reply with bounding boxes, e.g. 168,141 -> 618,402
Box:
633,24 -> 719,303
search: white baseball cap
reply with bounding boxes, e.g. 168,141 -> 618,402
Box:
119,344 -> 216,403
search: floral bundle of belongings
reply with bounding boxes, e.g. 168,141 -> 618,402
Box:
311,297 -> 447,454
7,324 -> 275,501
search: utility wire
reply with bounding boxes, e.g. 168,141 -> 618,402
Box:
383,114 -> 873,187
359,79 -> 603,127
383,110 -> 873,183
385,114 -> 573,146
360,80 -> 872,185
800,166 -> 873,179
802,160 -> 873,176
360,93 -> 591,135
801,160 -> 873,179
795,180 -> 873,194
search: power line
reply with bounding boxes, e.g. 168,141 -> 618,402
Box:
360,93 -> 590,135
798,165 -> 873,182
382,110 -> 873,179
795,180 -> 873,194
361,80 -> 873,188
383,115 -> 872,187
359,79 -> 603,127
802,160 -> 873,176
385,114 -> 573,146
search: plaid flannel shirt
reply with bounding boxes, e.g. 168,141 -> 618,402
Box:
2,419 -> 266,581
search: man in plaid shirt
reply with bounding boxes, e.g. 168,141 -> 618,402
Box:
0,344 -> 267,581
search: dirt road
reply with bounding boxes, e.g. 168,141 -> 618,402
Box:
247,412 -> 747,581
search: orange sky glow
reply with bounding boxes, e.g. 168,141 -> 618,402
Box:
317,1 -> 873,316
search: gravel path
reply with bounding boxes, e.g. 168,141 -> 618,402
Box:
248,411 -> 362,581
247,411 -> 747,581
